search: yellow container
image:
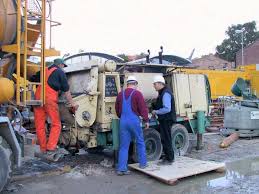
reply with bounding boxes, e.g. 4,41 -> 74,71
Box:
175,68 -> 248,99
243,64 -> 259,97
0,77 -> 15,104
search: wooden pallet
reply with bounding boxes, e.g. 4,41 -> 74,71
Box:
129,156 -> 226,185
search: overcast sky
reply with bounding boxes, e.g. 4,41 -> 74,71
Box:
50,0 -> 259,59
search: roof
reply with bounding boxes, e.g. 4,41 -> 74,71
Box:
64,52 -> 125,63
128,54 -> 192,66
191,54 -> 232,69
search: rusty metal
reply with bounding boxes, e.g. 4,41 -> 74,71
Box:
0,0 -> 16,47
196,134 -> 203,150
206,101 -> 225,133
220,132 -> 239,148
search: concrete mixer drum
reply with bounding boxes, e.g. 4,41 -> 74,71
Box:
0,0 -> 17,49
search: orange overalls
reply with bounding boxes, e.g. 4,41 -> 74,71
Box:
34,67 -> 61,152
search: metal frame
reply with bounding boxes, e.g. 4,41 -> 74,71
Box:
1,0 -> 60,106
0,117 -> 21,167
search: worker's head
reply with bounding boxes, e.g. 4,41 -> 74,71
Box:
153,75 -> 165,91
54,58 -> 67,68
126,75 -> 138,89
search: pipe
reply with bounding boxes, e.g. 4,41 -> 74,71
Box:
220,132 -> 239,148
196,111 -> 205,150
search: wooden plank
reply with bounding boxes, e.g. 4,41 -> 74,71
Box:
129,156 -> 225,185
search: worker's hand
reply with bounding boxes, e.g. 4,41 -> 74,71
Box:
71,102 -> 79,111
151,110 -> 157,117
144,122 -> 149,130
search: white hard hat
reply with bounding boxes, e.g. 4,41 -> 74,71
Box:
153,75 -> 165,84
127,75 -> 138,83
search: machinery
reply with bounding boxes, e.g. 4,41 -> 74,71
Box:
0,0 -> 211,190
0,0 -> 59,191
224,77 -> 259,137
59,59 -> 210,161
173,64 -> 259,100
0,117 -> 21,191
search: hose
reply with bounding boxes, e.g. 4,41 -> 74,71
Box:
1,105 -> 23,132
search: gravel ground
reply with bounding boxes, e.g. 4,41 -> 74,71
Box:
3,133 -> 259,194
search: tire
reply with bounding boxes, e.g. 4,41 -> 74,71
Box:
0,137 -> 13,192
87,146 -> 104,154
132,128 -> 162,162
171,124 -> 189,156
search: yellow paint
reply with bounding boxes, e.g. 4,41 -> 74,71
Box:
243,64 -> 259,97
0,78 -> 15,103
2,44 -> 60,57
174,64 -> 259,99
16,0 -> 21,105
174,68 -> 247,99
41,0 -> 47,104
1,0 -> 61,106
23,0 -> 28,104
12,73 -> 36,101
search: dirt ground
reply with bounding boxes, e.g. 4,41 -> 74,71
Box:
3,133 -> 259,194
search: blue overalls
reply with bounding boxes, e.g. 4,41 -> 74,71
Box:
117,89 -> 147,172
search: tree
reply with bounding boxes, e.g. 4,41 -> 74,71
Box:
117,54 -> 129,62
136,52 -> 146,60
216,21 -> 259,62
117,52 -> 147,62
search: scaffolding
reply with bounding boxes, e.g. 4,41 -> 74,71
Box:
1,0 -> 60,106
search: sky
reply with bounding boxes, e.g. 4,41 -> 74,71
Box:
49,0 -> 259,59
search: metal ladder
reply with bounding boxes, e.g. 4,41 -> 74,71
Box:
2,0 -> 60,106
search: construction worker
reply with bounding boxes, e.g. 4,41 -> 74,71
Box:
152,75 -> 176,165
31,58 -> 78,155
115,76 -> 149,175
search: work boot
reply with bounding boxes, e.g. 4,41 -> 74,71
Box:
116,170 -> 131,176
157,159 -> 174,166
46,150 -> 62,162
35,151 -> 47,158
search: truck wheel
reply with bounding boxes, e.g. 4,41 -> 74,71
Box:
87,146 -> 104,154
0,137 -> 12,192
132,128 -> 162,162
171,124 -> 189,156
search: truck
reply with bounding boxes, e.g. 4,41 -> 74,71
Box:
0,116 -> 21,191
58,59 -> 211,161
0,0 -> 210,191
0,0 -> 59,191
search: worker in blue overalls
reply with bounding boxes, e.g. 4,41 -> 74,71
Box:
115,76 -> 149,175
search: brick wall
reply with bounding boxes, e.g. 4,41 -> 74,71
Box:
236,40 -> 259,66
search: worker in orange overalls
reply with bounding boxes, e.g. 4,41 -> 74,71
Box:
31,58 -> 78,155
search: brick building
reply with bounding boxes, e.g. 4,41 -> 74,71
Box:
236,39 -> 259,66
191,54 -> 233,70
